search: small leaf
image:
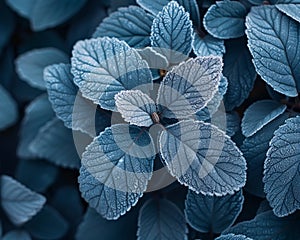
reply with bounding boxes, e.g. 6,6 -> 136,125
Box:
16,48 -> 69,90
93,6 -> 154,48
79,124 -> 155,219
246,6 -> 300,97
71,37 -> 152,111
115,90 -> 157,127
203,1 -> 247,39
276,4 -> 300,23
157,56 -> 222,119
159,120 -> 246,195
216,234 -> 253,240
150,1 -> 193,65
241,100 -> 287,137
264,116 -> 300,217
185,190 -> 244,233
2,230 -> 31,240
0,175 -> 46,225
193,33 -> 225,57
137,199 -> 188,240
0,85 -> 18,130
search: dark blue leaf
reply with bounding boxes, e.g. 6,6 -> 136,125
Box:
256,200 -> 272,215
5,0 -> 35,17
150,1 -> 193,65
193,33 -> 225,57
0,175 -> 46,225
160,120 -> 246,195
203,1 -> 247,39
0,85 -> 18,131
276,4 -> 300,23
0,2 -> 15,54
216,234 -> 252,240
137,199 -> 188,240
264,116 -> 300,217
210,111 -> 241,137
2,230 -> 31,240
246,6 -> 300,97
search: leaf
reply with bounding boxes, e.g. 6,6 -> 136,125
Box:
246,6 -> 300,97
210,111 -> 241,137
137,199 -> 188,240
0,175 -> 46,225
216,234 -> 253,240
203,1 -> 247,39
29,118 -> 81,169
276,4 -> 300,23
223,38 -> 257,111
159,120 -> 246,195
79,124 -> 155,219
16,48 -> 69,90
2,230 -> 31,240
71,37 -> 152,111
25,205 -> 69,240
5,0 -> 35,17
150,1 -> 193,65
0,2 -> 15,54
241,100 -> 287,137
157,56 -> 222,119
93,6 -> 154,48
0,85 -> 18,130
264,116 -> 300,217
193,33 -> 225,57
185,190 -> 244,233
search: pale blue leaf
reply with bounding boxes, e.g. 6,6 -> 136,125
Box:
16,48 -> 69,90
5,0 -> 35,17
225,210 -> 300,239
216,234 -> 253,240
193,32 -> 225,57
79,124 -> 155,219
185,190 -> 244,233
2,230 -> 31,240
115,90 -> 157,127
71,37 -> 152,111
223,38 -> 257,111
0,85 -> 18,130
159,120 -> 246,195
17,94 -> 55,159
29,118 -> 81,169
150,1 -> 193,65
242,100 -> 287,137
25,205 -> 69,240
157,56 -> 222,119
93,6 -> 154,48
246,6 -> 300,97
203,1 -> 247,39
137,198 -> 188,240
0,175 -> 46,225
241,113 -> 289,197
264,116 -> 300,217
276,4 -> 300,23
0,2 -> 15,54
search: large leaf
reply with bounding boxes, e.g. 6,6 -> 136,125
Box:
216,234 -> 252,240
150,1 -> 193,65
79,124 -> 155,219
157,56 -> 222,119
264,116 -> 300,217
71,37 -> 152,111
159,120 -> 246,195
0,175 -> 46,225
276,4 -> 300,23
2,230 -> 31,240
93,6 -> 154,48
0,85 -> 18,130
193,32 -> 225,57
246,6 -> 300,97
137,199 -> 188,240
185,190 -> 244,233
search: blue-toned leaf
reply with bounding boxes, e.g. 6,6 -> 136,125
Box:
79,124 -> 155,219
93,6 -> 154,48
185,190 -> 244,233
0,2 -> 15,54
16,48 -> 68,90
5,0 -> 35,17
137,0 -> 201,27
0,85 -> 18,130
193,32 -> 225,57
242,100 -> 287,138
160,120 -> 246,195
29,118 -> 81,169
2,230 -> 31,240
71,37 -> 152,111
223,38 -> 257,111
108,0 -> 135,12
225,210 -> 300,239
137,198 -> 188,240
241,113 -> 289,197
0,175 -> 46,225
256,200 -> 272,215
210,111 -> 240,137
203,1 -> 247,39
115,90 -> 156,127
248,0 -> 264,5
276,4 -> 300,23
216,234 -> 252,240
246,6 -> 300,97
17,94 -> 55,159
150,1 -> 193,65
25,205 -> 68,240
264,116 -> 300,217
157,56 -> 222,119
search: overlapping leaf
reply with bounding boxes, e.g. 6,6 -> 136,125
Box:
193,33 -> 225,57
216,234 -> 253,240
0,85 -> 18,130
276,4 -> 300,23
2,230 -> 31,240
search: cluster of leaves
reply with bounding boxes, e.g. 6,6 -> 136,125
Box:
1,0 -> 300,239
